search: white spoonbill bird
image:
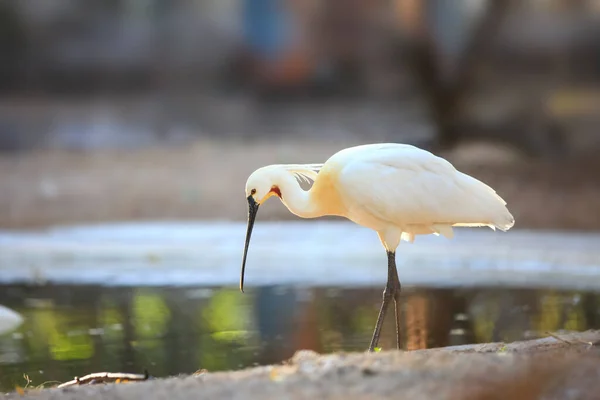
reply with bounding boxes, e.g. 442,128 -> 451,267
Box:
241,143 -> 514,352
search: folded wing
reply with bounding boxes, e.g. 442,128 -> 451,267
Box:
334,144 -> 514,240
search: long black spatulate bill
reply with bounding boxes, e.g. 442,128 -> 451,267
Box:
240,196 -> 259,292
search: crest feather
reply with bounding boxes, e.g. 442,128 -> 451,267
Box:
283,164 -> 323,184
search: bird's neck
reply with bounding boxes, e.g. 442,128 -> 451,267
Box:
278,175 -> 322,219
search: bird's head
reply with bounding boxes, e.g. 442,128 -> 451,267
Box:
245,167 -> 282,206
241,166 -> 284,293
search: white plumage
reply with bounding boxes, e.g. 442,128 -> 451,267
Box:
328,143 -> 514,247
241,143 -> 514,351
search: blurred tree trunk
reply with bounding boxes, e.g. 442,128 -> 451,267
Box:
400,0 -> 511,151
0,1 -> 27,92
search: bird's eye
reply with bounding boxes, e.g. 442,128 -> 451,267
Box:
250,189 -> 256,195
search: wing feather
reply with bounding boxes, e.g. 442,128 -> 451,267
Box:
334,144 -> 514,232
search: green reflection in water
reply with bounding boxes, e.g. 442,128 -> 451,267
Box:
210,331 -> 249,342
537,291 -> 563,333
100,305 -> 124,343
202,289 -> 250,334
49,329 -> 94,361
352,306 -> 378,337
197,288 -> 253,371
26,308 -> 94,361
133,291 -> 170,340
564,305 -> 585,331
472,294 -> 501,343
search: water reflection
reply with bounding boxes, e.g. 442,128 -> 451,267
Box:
0,284 -> 599,391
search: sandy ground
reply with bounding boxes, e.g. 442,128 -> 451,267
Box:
1,138 -> 599,231
3,330 -> 600,400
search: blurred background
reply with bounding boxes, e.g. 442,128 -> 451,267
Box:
0,0 -> 599,228
1,0 -> 600,392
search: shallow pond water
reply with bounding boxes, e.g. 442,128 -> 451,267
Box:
1,283 -> 599,391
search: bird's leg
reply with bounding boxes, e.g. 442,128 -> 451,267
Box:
368,251 -> 401,352
390,252 -> 402,350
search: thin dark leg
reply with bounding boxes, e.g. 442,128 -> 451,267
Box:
368,251 -> 402,352
367,281 -> 392,352
391,252 -> 402,350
